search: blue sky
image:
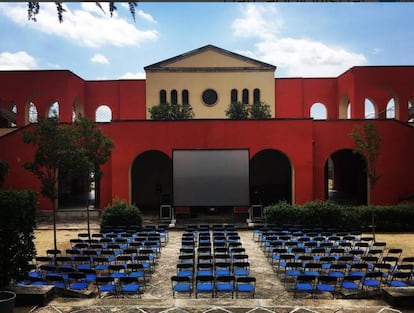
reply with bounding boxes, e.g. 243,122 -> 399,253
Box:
0,2 -> 413,80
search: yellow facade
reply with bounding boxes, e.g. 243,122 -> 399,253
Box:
145,45 -> 276,119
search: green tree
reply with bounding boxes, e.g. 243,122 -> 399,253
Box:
28,2 -> 138,22
225,101 -> 250,119
149,102 -> 194,120
349,122 -> 382,240
250,101 -> 272,119
23,117 -> 91,252
74,115 -> 114,209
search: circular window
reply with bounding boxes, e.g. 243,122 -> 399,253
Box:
202,89 -> 218,106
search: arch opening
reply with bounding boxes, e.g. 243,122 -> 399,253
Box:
131,151 -> 172,213
250,149 -> 293,205
325,149 -> 367,205
96,105 -> 112,122
310,102 -> 327,120
364,98 -> 376,119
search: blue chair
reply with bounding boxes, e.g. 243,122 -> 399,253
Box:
215,275 -> 235,298
361,271 -> 384,291
214,262 -> 231,276
171,276 -> 192,298
96,276 -> 117,298
235,276 -> 256,298
387,271 -> 411,287
294,275 -> 316,298
340,275 -> 363,295
67,272 -> 89,291
45,274 -> 66,289
195,275 -> 214,298
315,275 -> 337,298
119,276 -> 141,297
232,261 -> 250,277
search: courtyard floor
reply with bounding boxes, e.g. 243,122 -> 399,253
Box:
15,212 -> 414,313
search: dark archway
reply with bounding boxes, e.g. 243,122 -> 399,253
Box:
131,151 -> 172,213
325,149 -> 367,205
250,149 -> 293,205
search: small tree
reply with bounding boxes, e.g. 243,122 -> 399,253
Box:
250,101 -> 272,119
149,102 -> 194,120
225,101 -> 249,119
23,117 -> 91,252
349,122 -> 381,240
74,115 -> 114,209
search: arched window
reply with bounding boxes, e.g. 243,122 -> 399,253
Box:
171,90 -> 178,105
28,102 -> 38,123
182,90 -> 189,105
310,102 -> 327,120
11,103 -> 17,127
409,99 -> 414,122
242,89 -> 249,104
159,90 -> 167,104
48,102 -> 59,119
386,98 -> 395,119
231,89 -> 238,103
253,88 -> 260,104
96,105 -> 112,122
347,103 -> 351,119
364,98 -> 376,119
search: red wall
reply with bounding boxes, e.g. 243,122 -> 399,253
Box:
1,67 -> 414,210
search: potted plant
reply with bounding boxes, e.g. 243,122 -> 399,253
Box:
0,189 -> 37,313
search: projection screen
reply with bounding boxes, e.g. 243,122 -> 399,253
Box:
173,149 -> 250,206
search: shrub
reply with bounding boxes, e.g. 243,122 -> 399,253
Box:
263,201 -> 414,232
101,200 -> 143,229
0,190 -> 37,286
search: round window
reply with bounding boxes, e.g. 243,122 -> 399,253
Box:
202,89 -> 218,106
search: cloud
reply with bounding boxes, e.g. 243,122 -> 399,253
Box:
0,3 -> 158,48
91,53 -> 109,65
232,4 -> 282,41
232,4 -> 367,77
119,71 -> 146,79
0,51 -> 37,70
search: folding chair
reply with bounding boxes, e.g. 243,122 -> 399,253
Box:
96,276 -> 117,298
171,275 -> 192,298
235,276 -> 256,298
66,272 -> 89,291
232,261 -> 250,277
294,274 -> 316,298
315,275 -> 337,299
387,271 -> 411,287
340,275 -> 363,295
119,276 -> 141,297
195,275 -> 214,298
215,275 -> 235,298
361,271 -> 384,291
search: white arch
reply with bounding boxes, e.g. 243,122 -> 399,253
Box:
364,98 -> 376,119
48,101 -> 59,118
28,102 -> 38,123
310,102 -> 327,120
96,105 -> 112,122
386,98 -> 395,119
347,102 -> 351,119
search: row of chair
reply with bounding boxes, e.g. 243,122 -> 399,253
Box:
172,225 -> 256,298
171,275 -> 256,298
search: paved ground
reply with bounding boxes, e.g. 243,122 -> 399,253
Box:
15,212 -> 414,313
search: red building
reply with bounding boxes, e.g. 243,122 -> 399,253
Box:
1,45 -> 413,213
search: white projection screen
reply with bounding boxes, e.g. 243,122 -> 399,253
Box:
173,149 -> 250,207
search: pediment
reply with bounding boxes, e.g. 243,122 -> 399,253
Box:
144,45 -> 276,72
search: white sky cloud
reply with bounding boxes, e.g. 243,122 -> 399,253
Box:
91,53 -> 109,65
119,71 -> 146,79
232,4 -> 367,77
0,51 -> 37,70
0,3 -> 158,48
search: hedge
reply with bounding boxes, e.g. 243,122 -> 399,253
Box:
263,201 -> 414,232
101,200 -> 143,229
0,190 -> 37,286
